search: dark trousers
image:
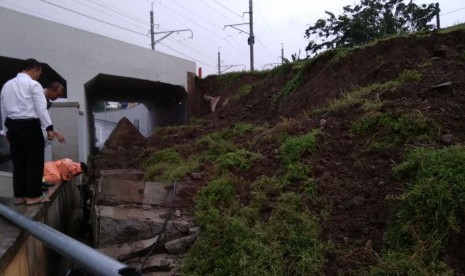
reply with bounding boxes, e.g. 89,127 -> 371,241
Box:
5,118 -> 45,198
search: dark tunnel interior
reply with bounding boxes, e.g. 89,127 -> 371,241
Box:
85,73 -> 188,150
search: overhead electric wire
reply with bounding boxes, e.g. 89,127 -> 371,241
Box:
158,42 -> 216,69
198,0 -> 241,24
69,0 -> 149,31
254,3 -> 281,60
82,0 -> 150,26
157,1 -> 248,58
255,37 -> 277,62
40,0 -> 148,36
31,0 -> 226,69
164,35 -> 218,63
441,6 -> 465,16
211,0 -> 243,18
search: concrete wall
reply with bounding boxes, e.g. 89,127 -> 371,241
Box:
49,102 -> 81,162
0,171 -> 13,198
0,7 -> 196,161
0,178 -> 82,276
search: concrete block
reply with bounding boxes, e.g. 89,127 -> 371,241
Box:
0,172 -> 13,197
100,169 -> 144,181
94,205 -> 193,248
97,179 -> 181,206
98,236 -> 157,259
164,234 -> 198,254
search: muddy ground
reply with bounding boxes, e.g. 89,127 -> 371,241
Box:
93,29 -> 465,274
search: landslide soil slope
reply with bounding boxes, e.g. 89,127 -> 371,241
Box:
94,29 -> 465,274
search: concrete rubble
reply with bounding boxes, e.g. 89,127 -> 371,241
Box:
92,169 -> 199,275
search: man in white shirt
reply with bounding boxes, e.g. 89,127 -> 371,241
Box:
0,59 -> 56,205
45,82 -> 66,143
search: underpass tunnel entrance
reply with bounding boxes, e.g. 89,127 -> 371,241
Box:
85,73 -> 188,150
0,56 -> 67,172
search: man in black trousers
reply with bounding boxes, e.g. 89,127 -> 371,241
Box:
0,58 -> 56,205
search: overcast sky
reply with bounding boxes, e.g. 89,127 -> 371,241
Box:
1,0 -> 464,76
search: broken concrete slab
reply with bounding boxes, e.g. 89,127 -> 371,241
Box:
137,254 -> 181,274
164,233 -> 198,254
100,169 -> 144,181
98,236 -> 157,259
93,205 -> 193,248
96,179 -> 185,206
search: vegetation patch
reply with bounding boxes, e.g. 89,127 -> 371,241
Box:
232,84 -> 253,101
143,148 -> 181,167
143,148 -> 200,182
216,149 -> 263,171
350,110 -> 440,149
279,69 -> 304,100
314,69 -> 423,114
280,129 -> 319,164
183,176 -> 330,275
329,47 -> 356,64
369,146 -> 465,274
267,62 -> 293,78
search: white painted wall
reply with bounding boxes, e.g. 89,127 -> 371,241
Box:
0,7 -> 196,161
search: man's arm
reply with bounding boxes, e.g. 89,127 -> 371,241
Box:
31,82 -> 54,138
54,130 -> 66,143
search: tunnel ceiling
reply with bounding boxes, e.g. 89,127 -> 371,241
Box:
0,56 -> 67,97
85,73 -> 186,104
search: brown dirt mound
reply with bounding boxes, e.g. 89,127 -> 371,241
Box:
104,117 -> 146,149
94,29 -> 465,274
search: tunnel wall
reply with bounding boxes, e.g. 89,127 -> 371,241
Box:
0,7 -> 196,161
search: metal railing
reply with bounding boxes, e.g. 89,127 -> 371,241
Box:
0,203 -> 140,276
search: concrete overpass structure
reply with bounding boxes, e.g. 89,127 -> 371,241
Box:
0,7 -> 196,162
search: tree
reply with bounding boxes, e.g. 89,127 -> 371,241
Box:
305,0 -> 438,54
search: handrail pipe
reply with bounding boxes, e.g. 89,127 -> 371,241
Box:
0,203 -> 140,276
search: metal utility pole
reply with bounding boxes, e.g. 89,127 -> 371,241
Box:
248,0 -> 254,71
149,1 -> 192,50
224,0 -> 254,71
218,48 -> 246,74
150,2 -> 155,50
281,42 -> 284,64
218,49 -> 221,75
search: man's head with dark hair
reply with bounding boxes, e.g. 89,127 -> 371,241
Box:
21,58 -> 42,71
21,58 -> 42,80
45,82 -> 65,101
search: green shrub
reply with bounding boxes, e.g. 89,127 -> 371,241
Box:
279,70 -> 304,100
284,162 -> 311,182
183,179 -> 330,276
196,134 -> 236,159
144,158 -> 199,182
233,84 -> 253,100
397,69 -> 423,83
216,149 -> 263,171
280,129 -> 319,164
351,111 -> 439,149
369,250 -> 453,275
193,176 -> 236,228
231,123 -> 255,135
330,47 -> 355,64
143,148 -> 181,168
314,69 -> 423,114
268,62 -> 293,78
374,146 -> 465,271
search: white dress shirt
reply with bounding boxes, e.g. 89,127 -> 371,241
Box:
0,72 -> 53,135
